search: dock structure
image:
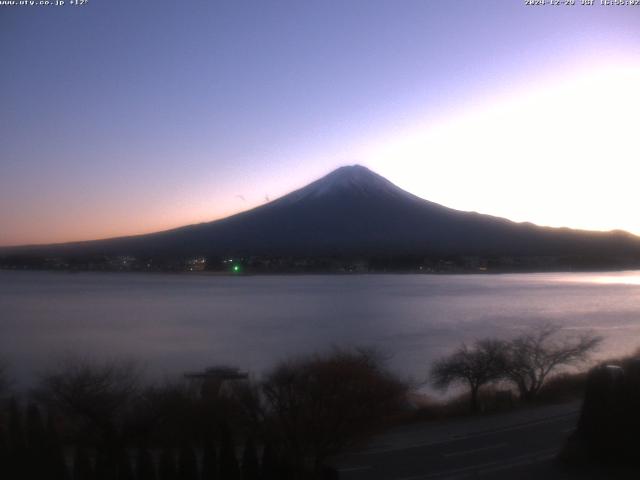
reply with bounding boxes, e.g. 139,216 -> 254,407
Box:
184,366 -> 249,398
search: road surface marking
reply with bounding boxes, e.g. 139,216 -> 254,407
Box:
442,442 -> 507,458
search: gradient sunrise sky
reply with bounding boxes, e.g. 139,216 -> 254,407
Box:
1,0 -> 639,246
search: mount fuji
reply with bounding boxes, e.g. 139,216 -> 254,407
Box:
3,165 -> 640,267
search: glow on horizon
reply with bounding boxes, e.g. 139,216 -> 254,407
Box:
360,62 -> 640,236
554,272 -> 640,286
591,275 -> 640,286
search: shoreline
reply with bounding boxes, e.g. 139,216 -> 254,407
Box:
3,266 -> 640,276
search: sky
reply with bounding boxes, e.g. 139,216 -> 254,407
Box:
1,0 -> 639,246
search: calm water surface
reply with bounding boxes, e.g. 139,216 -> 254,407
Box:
2,270 -> 640,387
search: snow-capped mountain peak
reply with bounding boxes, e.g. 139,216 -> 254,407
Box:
279,164 -> 412,205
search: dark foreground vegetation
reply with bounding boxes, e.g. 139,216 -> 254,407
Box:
0,326 -> 635,479
560,354 -> 640,470
429,325 -> 602,413
0,349 -> 406,480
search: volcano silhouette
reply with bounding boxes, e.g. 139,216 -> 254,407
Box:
5,165 -> 640,261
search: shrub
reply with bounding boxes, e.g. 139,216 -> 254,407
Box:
262,348 -> 408,473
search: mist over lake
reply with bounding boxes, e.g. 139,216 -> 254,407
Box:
2,270 -> 640,389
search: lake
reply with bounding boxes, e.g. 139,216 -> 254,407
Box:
1,270 -> 640,389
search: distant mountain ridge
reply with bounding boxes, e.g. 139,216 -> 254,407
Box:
3,165 -> 640,268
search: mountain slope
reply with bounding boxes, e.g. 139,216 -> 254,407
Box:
3,165 -> 640,262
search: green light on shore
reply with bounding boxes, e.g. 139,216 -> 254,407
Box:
233,265 -> 241,273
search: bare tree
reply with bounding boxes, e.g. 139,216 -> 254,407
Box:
503,325 -> 602,402
261,348 -> 407,473
430,339 -> 506,412
35,356 -> 141,446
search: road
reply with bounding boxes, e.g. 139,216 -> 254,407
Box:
334,402 -> 619,480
